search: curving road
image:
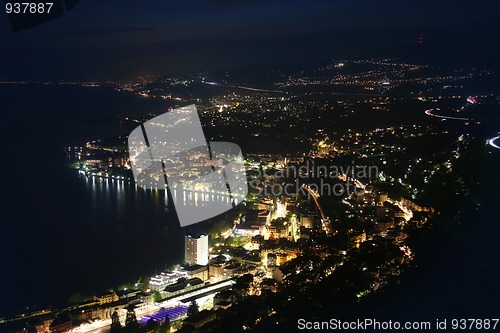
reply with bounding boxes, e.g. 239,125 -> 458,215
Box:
202,81 -> 284,93
425,104 -> 500,151
488,135 -> 500,150
302,185 -> 332,235
424,108 -> 470,121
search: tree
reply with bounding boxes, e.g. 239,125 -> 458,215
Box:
140,275 -> 151,292
208,220 -> 229,236
234,273 -> 254,298
68,293 -> 86,304
187,300 -> 199,317
159,314 -> 171,333
135,276 -> 146,291
124,305 -> 139,332
118,282 -> 135,291
152,291 -> 162,302
110,310 -> 122,333
146,318 -> 159,332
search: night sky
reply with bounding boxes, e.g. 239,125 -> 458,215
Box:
1,0 -> 499,79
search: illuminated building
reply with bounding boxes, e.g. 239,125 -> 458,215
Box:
93,291 -> 118,305
179,264 -> 209,281
185,234 -> 209,266
149,271 -> 180,292
267,253 -> 277,268
299,214 -> 315,229
48,316 -> 72,333
348,232 -> 367,248
182,310 -> 216,330
317,138 -> 332,157
235,210 -> 271,236
378,192 -> 388,205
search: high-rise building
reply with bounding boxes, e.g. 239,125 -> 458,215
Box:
185,234 -> 209,266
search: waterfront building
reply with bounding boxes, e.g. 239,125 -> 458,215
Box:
93,291 -> 118,305
185,234 -> 209,266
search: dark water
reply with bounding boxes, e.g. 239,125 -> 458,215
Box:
0,84 -> 183,317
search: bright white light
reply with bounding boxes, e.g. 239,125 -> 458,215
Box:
488,136 -> 500,150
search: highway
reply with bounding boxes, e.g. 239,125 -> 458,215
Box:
202,81 -> 284,93
488,135 -> 500,150
424,108 -> 470,121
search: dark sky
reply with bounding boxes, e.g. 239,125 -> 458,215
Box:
0,0 -> 499,79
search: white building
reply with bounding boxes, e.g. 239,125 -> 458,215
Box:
149,271 -> 183,292
185,234 -> 209,266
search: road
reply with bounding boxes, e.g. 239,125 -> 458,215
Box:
488,135 -> 500,150
425,108 -> 470,121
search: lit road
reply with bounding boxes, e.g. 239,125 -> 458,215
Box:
302,185 -> 332,235
425,108 -> 470,121
202,81 -> 284,93
488,135 -> 500,150
387,199 -> 413,221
